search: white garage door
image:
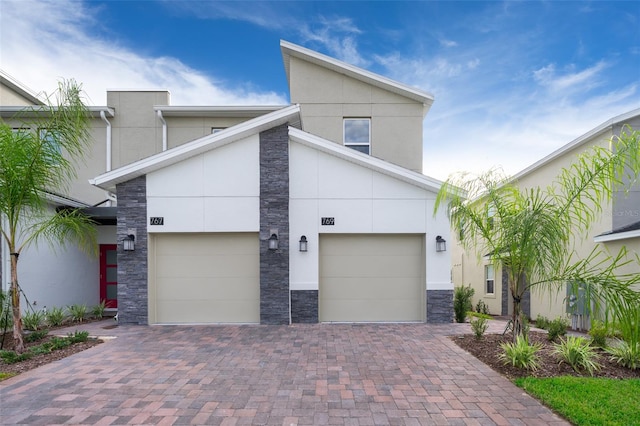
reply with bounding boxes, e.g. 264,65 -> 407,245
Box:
150,233 -> 259,324
319,234 -> 424,322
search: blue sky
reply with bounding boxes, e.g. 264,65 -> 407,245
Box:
2,1 -> 639,180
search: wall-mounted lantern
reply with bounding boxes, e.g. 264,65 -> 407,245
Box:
299,235 -> 308,252
268,233 -> 279,250
435,235 -> 446,252
123,234 -> 135,251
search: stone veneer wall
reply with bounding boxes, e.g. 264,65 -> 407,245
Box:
426,290 -> 453,323
259,124 -> 290,325
116,176 -> 148,325
291,290 -> 318,323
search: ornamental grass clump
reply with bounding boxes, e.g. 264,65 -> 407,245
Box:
470,317 -> 489,339
46,306 -> 67,327
498,335 -> 542,371
552,336 -> 601,376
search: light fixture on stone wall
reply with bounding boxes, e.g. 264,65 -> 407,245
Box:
435,235 -> 446,252
299,235 -> 308,252
268,233 -> 279,250
123,234 -> 135,251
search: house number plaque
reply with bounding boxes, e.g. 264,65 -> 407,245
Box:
321,217 -> 335,226
150,217 -> 164,226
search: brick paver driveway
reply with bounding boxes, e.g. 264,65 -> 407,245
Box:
0,321 -> 567,425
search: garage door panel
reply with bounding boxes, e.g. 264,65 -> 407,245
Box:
319,234 -> 424,322
321,255 -> 422,278
151,233 -> 259,324
156,300 -> 260,324
156,254 -> 259,278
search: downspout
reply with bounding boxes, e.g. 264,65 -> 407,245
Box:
157,109 -> 167,151
100,110 -> 115,206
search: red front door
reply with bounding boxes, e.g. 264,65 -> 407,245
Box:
100,244 -> 118,308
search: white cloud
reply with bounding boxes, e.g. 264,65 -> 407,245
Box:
533,61 -> 608,93
1,0 -> 287,106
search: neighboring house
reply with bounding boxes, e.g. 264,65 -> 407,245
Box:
1,41 -> 454,324
453,109 -> 640,327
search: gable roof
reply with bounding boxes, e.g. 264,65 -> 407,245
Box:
513,108 -> 640,181
0,70 -> 44,106
280,40 -> 434,108
90,105 -> 302,192
594,220 -> 640,243
289,127 -> 443,193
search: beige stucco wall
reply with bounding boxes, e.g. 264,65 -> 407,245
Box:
165,116 -> 253,149
289,57 -> 425,172
0,84 -> 35,106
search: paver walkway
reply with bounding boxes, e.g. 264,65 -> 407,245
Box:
0,320 -> 568,425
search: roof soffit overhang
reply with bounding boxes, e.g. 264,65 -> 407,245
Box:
0,106 -> 115,119
288,126 -> 443,194
91,104 -> 302,192
280,40 -> 434,111
154,105 -> 289,118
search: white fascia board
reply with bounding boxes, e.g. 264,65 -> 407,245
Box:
91,104 -> 301,192
280,40 -> 434,107
155,105 -> 289,117
0,106 -> 114,119
512,108 -> 640,181
288,126 -> 443,193
594,230 -> 640,243
44,192 -> 90,208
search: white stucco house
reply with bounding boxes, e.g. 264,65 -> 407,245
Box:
1,41 -> 454,325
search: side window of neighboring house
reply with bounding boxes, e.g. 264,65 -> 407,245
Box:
485,264 -> 495,295
344,118 -> 370,154
38,128 -> 61,155
211,127 -> 226,134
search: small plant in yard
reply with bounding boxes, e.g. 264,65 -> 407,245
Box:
499,335 -> 542,371
24,329 -> 49,343
470,317 -> 488,339
552,336 -> 601,376
46,306 -> 67,327
91,301 -> 107,319
453,285 -> 475,323
22,309 -> 46,331
546,317 -> 568,342
535,314 -> 550,330
607,340 -> 640,370
475,299 -> 490,315
67,304 -> 87,323
588,320 -> 609,348
0,350 -> 32,364
67,330 -> 89,343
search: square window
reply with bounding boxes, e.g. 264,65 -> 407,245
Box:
485,264 -> 495,295
344,118 -> 370,154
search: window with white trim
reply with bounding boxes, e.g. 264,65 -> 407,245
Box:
343,118 -> 370,154
485,264 -> 495,295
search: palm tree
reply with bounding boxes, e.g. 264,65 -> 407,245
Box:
0,79 -> 96,353
435,128 -> 640,340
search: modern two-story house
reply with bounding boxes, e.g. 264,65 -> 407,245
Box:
452,109 -> 640,327
1,41 -> 454,325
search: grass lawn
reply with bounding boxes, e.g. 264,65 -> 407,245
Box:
515,377 -> 640,426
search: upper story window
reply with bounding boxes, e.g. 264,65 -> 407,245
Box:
485,264 -> 495,295
344,118 -> 370,154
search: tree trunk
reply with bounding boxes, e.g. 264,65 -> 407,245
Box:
10,253 -> 24,353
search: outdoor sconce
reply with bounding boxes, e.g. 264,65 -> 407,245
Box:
123,234 -> 135,251
299,235 -> 308,252
268,233 -> 279,250
435,235 -> 446,252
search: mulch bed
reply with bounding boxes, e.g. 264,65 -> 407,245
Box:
452,331 -> 640,380
0,321 -> 104,378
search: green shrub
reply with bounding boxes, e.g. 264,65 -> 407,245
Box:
0,350 -> 32,364
49,336 -> 72,350
29,344 -> 53,356
552,336 -> 601,376
546,317 -> 569,342
67,330 -> 89,343
24,329 -> 48,343
91,300 -> 107,319
470,317 -> 488,339
607,340 -> 640,370
499,335 -> 542,371
589,320 -> 609,348
22,309 -> 46,331
468,311 -> 492,320
67,304 -> 87,323
46,306 -> 67,327
535,314 -> 550,330
475,299 -> 490,315
453,285 -> 475,323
